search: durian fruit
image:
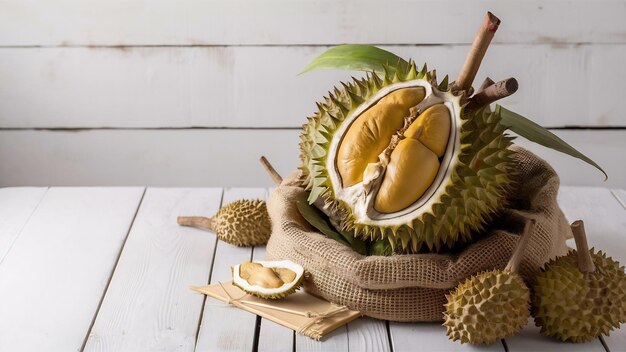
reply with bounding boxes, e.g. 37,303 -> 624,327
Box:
298,18 -> 514,252
532,220 -> 626,342
232,260 -> 304,299
443,219 -> 534,344
177,199 -> 271,246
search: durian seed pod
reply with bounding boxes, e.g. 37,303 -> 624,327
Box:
177,199 -> 271,246
299,12 -> 517,253
532,220 -> 626,342
444,219 -> 534,345
231,260 -> 304,299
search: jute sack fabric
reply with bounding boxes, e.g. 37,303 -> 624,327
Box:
266,147 -> 571,322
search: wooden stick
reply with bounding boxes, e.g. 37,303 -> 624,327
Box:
571,220 -> 596,273
455,12 -> 501,92
505,219 -> 535,273
477,77 -> 495,93
467,77 -> 518,110
177,216 -> 214,231
260,156 -> 283,186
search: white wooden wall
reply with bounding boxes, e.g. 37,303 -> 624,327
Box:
0,1 -> 625,187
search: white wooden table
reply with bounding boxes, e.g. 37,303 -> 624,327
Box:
0,186 -> 624,352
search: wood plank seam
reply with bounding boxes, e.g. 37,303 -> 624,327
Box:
79,187 -> 147,352
385,321 -> 394,352
192,188 -> 225,348
0,187 -> 49,265
610,189 -> 626,210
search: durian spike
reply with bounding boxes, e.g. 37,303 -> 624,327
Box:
505,219 -> 535,273
467,78 -> 518,111
571,220 -> 596,273
177,216 -> 214,231
455,12 -> 501,92
259,156 -> 283,186
477,77 -> 495,93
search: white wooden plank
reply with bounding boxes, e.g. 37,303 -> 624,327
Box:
557,186 -> 626,351
0,187 -> 47,262
0,129 -> 624,189
506,318 -> 605,352
253,245 -> 295,352
1,1 -> 625,46
389,322 -> 504,352
0,187 -> 144,352
0,129 -> 299,188
1,45 -> 625,129
195,188 -> 267,352
83,187 -> 223,352
295,325 -> 349,352
347,318 -> 391,352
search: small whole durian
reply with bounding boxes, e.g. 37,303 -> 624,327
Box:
532,220 -> 626,342
177,199 -> 271,246
443,219 -> 534,345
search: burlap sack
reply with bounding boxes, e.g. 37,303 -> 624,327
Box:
266,147 -> 571,322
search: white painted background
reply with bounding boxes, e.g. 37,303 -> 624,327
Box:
0,0 -> 624,187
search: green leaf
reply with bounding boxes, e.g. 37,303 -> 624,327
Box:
496,105 -> 607,180
296,193 -> 367,255
300,44 -> 408,76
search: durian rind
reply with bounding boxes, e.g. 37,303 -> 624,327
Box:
532,249 -> 626,342
444,270 -> 530,345
213,199 -> 272,246
232,260 -> 304,299
299,61 -> 514,252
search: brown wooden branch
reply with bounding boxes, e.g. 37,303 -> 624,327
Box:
571,220 -> 596,273
477,77 -> 495,93
505,219 -> 535,273
260,156 -> 283,186
455,12 -> 501,92
177,216 -> 214,231
467,77 -> 518,110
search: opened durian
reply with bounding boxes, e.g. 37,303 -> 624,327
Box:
533,220 -> 626,342
177,199 -> 271,246
443,219 -> 534,344
232,260 -> 304,299
299,16 -> 515,252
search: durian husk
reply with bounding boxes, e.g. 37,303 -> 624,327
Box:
213,199 -> 272,246
444,269 -> 530,344
299,62 -> 515,252
532,249 -> 626,342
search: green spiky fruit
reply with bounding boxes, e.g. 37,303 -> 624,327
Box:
532,249 -> 626,342
444,269 -> 530,344
299,61 -> 514,252
232,260 -> 304,299
210,199 -> 271,246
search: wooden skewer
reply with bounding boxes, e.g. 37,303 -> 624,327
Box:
259,156 -> 283,186
571,220 -> 596,273
505,219 -> 535,273
455,12 -> 501,92
467,77 -> 518,110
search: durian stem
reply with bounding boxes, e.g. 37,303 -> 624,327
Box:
455,12 -> 501,92
467,78 -> 518,111
505,219 -> 535,273
571,220 -> 596,273
477,77 -> 495,93
177,216 -> 214,231
259,156 -> 283,186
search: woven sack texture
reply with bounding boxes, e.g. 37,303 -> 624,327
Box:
266,146 -> 570,322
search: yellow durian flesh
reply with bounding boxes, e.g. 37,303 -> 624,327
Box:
240,261 -> 284,289
404,104 -> 451,157
272,267 -> 297,283
337,87 -> 425,187
374,138 -> 439,213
